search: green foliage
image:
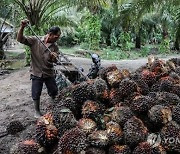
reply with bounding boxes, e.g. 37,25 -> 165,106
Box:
75,26 -> 86,44
102,47 -> 129,60
77,13 -> 101,50
110,31 -> 133,51
0,0 -> 13,18
110,31 -> 118,47
139,46 -> 150,57
159,38 -> 170,54
24,47 -> 31,66
119,32 -> 131,51
14,0 -> 65,30
13,0 -> 180,61
59,33 -> 77,47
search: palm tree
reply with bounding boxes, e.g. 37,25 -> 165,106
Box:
119,0 -> 180,49
13,0 -> 67,30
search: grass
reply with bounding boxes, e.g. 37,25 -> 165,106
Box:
10,60 -> 25,69
3,43 -> 179,63
60,46 -> 82,55
1,51 -> 26,70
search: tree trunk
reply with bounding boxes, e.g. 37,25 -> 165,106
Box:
0,40 -> 5,59
135,30 -> 141,49
174,29 -> 180,51
162,28 -> 168,40
0,47 -> 5,59
106,33 -> 111,46
174,37 -> 179,51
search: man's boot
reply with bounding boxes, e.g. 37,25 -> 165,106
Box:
33,99 -> 42,118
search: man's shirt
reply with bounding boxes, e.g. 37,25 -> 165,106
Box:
19,36 -> 59,78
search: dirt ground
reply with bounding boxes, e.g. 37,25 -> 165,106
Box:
0,51 -> 179,153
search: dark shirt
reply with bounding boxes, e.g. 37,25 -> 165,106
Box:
19,36 -> 59,78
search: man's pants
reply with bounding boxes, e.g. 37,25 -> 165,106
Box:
30,75 -> 58,100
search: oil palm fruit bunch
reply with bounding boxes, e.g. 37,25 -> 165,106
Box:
130,72 -> 150,95
151,81 -> 162,92
149,58 -> 166,74
82,100 -> 104,120
87,130 -> 109,148
141,69 -> 157,87
148,92 -> 180,107
123,116 -> 148,148
82,100 -> 105,129
124,92 -> 141,104
106,69 -> 123,88
118,78 -> 138,99
169,72 -> 180,84
159,79 -> 173,92
121,69 -> 131,78
72,81 -> 96,104
111,105 -> 134,127
17,139 -> 42,154
106,121 -> 123,145
77,118 -> 97,134
136,79 -> 150,95
174,66 -> 180,76
56,97 -> 77,114
160,121 -> 180,153
166,60 -> 177,72
172,104 -> 180,124
108,145 -> 131,154
51,106 -> 77,137
35,112 -> 58,147
130,72 -> 142,81
171,84 -> 180,97
6,120 -> 25,135
168,58 -> 180,66
148,105 -> 172,126
133,142 -> 166,154
151,75 -> 174,92
147,55 -> 156,67
130,95 -> 156,115
57,127 -> 87,154
55,86 -> 73,102
98,64 -> 118,81
85,147 -> 106,154
109,88 -> 123,105
93,78 -> 109,101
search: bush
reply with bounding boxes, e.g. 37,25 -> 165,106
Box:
159,39 -> 170,54
59,33 -> 77,47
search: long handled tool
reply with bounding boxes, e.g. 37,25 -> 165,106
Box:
27,24 -> 88,81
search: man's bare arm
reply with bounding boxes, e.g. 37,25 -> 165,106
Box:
17,19 -> 29,42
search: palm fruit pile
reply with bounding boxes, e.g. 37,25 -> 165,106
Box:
16,139 -> 42,154
16,57 -> 180,154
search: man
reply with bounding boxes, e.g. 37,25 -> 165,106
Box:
17,19 -> 60,118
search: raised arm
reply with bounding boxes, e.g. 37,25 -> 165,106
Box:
17,19 -> 29,43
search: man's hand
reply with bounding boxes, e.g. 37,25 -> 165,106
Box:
50,52 -> 58,62
21,19 -> 29,28
17,19 -> 29,42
